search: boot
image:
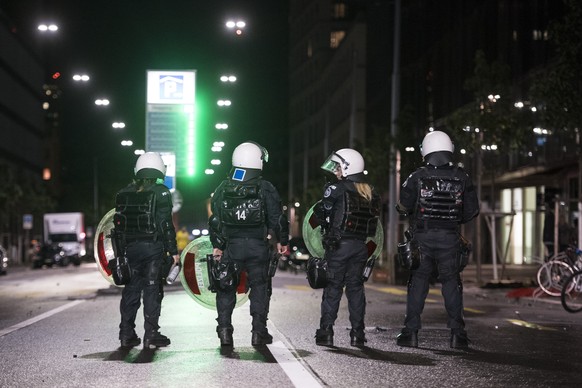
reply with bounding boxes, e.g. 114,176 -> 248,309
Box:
217,327 -> 234,347
143,331 -> 171,349
350,329 -> 367,347
450,330 -> 470,349
396,329 -> 418,348
120,334 -> 141,348
251,331 -> 273,346
315,325 -> 334,346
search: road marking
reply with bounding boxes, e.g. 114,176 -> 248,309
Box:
506,319 -> 558,331
0,300 -> 85,338
268,322 -> 323,388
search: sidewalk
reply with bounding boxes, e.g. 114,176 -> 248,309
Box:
461,263 -> 538,288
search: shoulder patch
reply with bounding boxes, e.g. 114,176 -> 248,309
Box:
324,185 -> 336,198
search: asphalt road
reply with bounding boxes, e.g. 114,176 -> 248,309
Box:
1,263 -> 581,387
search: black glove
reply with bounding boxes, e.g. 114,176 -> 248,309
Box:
322,235 -> 340,252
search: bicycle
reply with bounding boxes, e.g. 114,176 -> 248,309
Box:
561,269 -> 582,313
536,247 -> 582,297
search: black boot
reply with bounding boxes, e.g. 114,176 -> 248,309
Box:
396,328 -> 418,348
450,330 -> 470,349
315,325 -> 334,346
120,334 -> 141,348
251,331 -> 273,346
350,329 -> 367,347
143,331 -> 171,349
217,327 -> 234,347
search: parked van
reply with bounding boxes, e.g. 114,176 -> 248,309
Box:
43,213 -> 86,266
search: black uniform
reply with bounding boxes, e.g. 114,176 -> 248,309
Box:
209,170 -> 288,336
113,180 -> 177,344
316,176 -> 380,340
398,162 -> 479,338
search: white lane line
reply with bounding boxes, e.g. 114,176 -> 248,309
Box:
0,300 -> 85,338
268,323 -> 323,388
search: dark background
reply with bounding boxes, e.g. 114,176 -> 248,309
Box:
3,0 -> 289,229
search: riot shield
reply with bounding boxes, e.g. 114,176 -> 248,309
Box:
302,202 -> 384,261
94,208 -> 118,286
179,236 -> 249,310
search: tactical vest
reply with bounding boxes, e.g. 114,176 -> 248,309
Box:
219,182 -> 265,227
415,172 -> 464,224
341,190 -> 380,237
114,190 -> 158,237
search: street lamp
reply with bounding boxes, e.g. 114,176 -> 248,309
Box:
217,99 -> 231,107
226,20 -> 245,35
72,74 -> 90,82
112,122 -> 125,129
220,75 -> 237,83
95,98 -> 110,106
38,23 -> 58,32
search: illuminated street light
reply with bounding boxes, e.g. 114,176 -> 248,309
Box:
217,99 -> 231,107
134,149 -> 145,155
215,123 -> 228,130
121,140 -> 133,146
226,20 -> 246,35
72,74 -> 90,82
38,24 -> 58,32
211,159 -> 221,165
220,75 -> 237,83
112,122 -> 125,129
205,169 -> 215,175
95,99 -> 110,106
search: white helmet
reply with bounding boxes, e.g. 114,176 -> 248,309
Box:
420,131 -> 454,157
321,148 -> 365,178
232,142 -> 268,170
134,152 -> 166,179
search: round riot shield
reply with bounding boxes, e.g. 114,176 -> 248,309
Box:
94,208 -> 119,286
302,202 -> 384,260
179,236 -> 249,310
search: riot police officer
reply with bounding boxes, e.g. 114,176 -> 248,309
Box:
113,152 -> 179,349
209,141 -> 289,347
395,131 -> 479,349
314,148 -> 380,347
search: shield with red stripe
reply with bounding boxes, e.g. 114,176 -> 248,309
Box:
180,236 -> 249,310
302,202 -> 384,261
94,208 -> 118,286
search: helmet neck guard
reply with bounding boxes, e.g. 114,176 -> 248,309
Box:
424,151 -> 453,166
229,167 -> 262,182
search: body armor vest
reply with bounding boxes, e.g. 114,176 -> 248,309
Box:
341,190 -> 380,237
220,182 -> 265,227
415,174 -> 464,223
114,191 -> 157,236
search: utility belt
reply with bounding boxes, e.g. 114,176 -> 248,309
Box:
124,233 -> 158,243
415,220 -> 459,231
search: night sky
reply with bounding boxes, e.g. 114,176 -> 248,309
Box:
2,0 -> 289,228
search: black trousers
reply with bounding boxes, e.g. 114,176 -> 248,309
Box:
119,240 -> 165,340
216,238 -> 270,332
320,239 -> 367,330
404,229 -> 464,332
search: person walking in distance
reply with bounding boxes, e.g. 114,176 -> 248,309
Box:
395,131 -> 479,349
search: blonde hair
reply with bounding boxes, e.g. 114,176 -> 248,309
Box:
355,182 -> 373,202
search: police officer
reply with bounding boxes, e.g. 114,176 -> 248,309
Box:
209,142 -> 289,347
314,148 -> 380,347
113,152 -> 179,349
395,131 -> 479,349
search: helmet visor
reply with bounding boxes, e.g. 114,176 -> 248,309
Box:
320,154 -> 341,174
